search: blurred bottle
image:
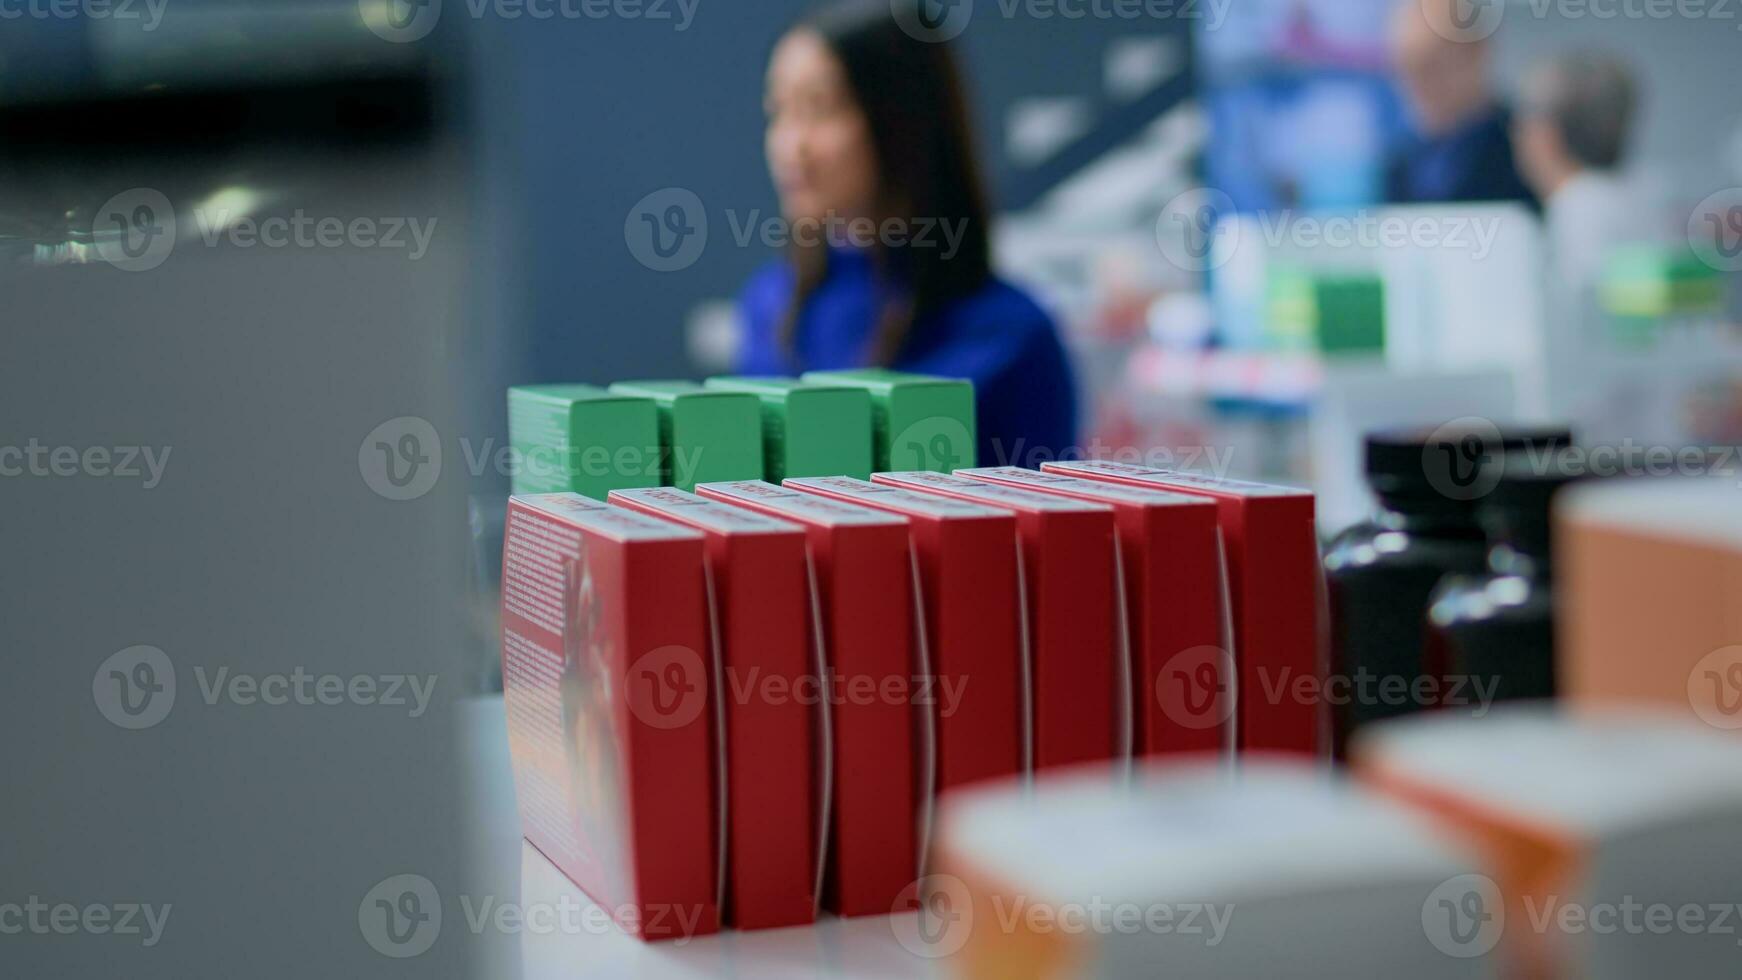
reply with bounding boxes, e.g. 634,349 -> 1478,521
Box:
1426,449 -> 1585,712
1324,424 -> 1570,756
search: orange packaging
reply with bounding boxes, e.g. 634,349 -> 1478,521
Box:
1356,707 -> 1742,979
1558,479 -> 1742,730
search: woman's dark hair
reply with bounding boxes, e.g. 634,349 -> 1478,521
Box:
779,0 -> 994,364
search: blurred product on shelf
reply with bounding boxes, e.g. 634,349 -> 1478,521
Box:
1213,204 -> 1548,400
607,381 -> 765,492
1427,448 -> 1588,711
1266,268 -> 1386,356
786,476 -> 1027,790
703,376 -> 874,482
872,470 -> 1125,773
1045,461 -> 1323,758
802,369 -> 977,473
1323,424 -> 1571,755
607,487 -> 821,930
1357,707 -> 1742,980
1146,291 -> 1216,352
505,384 -> 661,499
930,760 -> 1497,980
960,466 -> 1229,759
499,494 -> 719,941
694,480 -> 922,918
1558,477 -> 1742,729
1600,245 -> 1730,345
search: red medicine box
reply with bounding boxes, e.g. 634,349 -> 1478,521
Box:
960,466 -> 1229,759
608,486 -> 820,930
499,493 -> 720,941
871,470 -> 1125,773
695,480 -> 922,918
786,476 -> 1026,790
1044,462 -> 1324,758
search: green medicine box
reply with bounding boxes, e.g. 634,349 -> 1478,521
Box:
1267,269 -> 1386,356
606,380 -> 765,492
1601,245 -> 1727,345
506,384 -> 662,499
703,376 -> 874,482
801,369 -> 976,473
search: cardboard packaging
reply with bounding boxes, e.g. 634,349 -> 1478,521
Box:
786,476 -> 1026,789
606,381 -> 765,492
695,480 -> 923,917
499,493 -> 719,940
1043,461 -> 1324,758
928,760 -> 1496,980
506,384 -> 661,499
960,466 -> 1229,758
801,369 -> 977,473
608,487 -> 821,930
871,470 -> 1124,772
1557,479 -> 1742,729
1357,707 -> 1742,980
703,376 -> 875,482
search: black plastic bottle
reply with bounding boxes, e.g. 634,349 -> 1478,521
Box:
1425,448 -> 1585,715
1323,424 -> 1570,756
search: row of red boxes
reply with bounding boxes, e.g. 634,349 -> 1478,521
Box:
497,462 -> 1324,940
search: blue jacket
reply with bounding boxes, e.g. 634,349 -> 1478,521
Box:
1386,104 -> 1539,211
736,248 -> 1079,468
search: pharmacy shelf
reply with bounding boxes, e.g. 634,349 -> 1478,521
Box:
461,696 -> 942,980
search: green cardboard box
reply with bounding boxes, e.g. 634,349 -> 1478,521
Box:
506,384 -> 662,499
703,376 -> 874,482
1601,245 -> 1728,345
801,369 -> 976,473
607,380 -> 765,491
1267,269 -> 1386,356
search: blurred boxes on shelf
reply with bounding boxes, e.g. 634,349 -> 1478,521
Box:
703,376 -> 874,482
1558,478 -> 1742,730
804,368 -> 977,472
1267,268 -> 1386,356
1600,245 -> 1729,344
929,761 -> 1496,979
1357,707 -> 1742,979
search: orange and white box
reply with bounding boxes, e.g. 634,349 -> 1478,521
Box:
1558,478 -> 1742,730
1357,707 -> 1742,980
927,759 -> 1496,979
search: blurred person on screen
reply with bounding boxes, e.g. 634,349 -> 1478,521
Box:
737,0 -> 1078,466
1385,0 -> 1537,209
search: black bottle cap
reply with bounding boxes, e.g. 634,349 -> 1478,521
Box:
1477,448 -> 1588,557
1364,423 -> 1573,510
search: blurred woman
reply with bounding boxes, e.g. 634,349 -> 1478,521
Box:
738,0 -> 1077,465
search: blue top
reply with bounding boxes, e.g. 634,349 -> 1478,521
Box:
736,248 -> 1078,468
1385,104 -> 1538,211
